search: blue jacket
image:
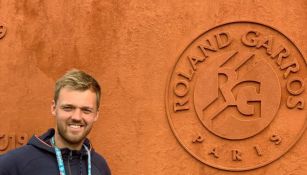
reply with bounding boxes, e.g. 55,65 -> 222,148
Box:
0,129 -> 111,175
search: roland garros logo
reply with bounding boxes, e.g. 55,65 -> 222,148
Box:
166,22 -> 307,171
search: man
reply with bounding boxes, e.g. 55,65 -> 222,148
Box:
0,69 -> 111,175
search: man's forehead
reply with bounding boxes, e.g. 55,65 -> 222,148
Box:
57,87 -> 96,107
61,86 -> 89,92
59,86 -> 95,95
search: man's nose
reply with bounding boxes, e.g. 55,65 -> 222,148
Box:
71,108 -> 82,120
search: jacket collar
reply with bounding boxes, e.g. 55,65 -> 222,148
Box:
28,128 -> 93,157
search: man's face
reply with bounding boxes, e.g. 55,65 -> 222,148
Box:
51,87 -> 99,146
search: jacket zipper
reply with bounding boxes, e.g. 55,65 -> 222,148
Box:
67,151 -> 73,175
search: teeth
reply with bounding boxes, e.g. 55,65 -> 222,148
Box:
69,125 -> 81,128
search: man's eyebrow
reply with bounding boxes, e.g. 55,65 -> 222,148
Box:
60,104 -> 75,107
80,106 -> 95,110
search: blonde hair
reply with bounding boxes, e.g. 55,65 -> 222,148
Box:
54,69 -> 101,109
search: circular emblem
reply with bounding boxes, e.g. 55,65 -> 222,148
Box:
0,23 -> 6,39
166,21 -> 307,171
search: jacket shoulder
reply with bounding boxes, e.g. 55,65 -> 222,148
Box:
91,151 -> 111,175
0,144 -> 55,173
0,145 -> 35,173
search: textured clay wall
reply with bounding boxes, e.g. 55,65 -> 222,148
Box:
0,0 -> 306,175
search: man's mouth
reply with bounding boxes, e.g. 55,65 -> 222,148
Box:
68,124 -> 84,129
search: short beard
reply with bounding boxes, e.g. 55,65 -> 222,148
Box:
57,124 -> 91,146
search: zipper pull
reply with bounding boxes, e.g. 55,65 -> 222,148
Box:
69,151 -> 73,160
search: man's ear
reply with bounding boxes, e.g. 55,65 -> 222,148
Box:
51,100 -> 56,116
94,110 -> 99,122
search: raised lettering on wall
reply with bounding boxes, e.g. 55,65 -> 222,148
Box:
0,133 -> 29,153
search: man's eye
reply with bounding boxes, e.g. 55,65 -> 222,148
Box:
62,107 -> 73,111
82,109 -> 93,114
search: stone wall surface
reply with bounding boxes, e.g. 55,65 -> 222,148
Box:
0,0 -> 306,175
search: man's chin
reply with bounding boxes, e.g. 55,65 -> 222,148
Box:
65,134 -> 85,144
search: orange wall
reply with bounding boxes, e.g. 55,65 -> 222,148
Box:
0,1 -> 306,175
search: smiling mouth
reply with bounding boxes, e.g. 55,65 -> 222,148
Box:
68,124 -> 84,129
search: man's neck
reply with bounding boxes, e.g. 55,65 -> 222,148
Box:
54,132 -> 83,151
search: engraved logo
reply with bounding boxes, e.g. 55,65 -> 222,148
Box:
166,22 -> 307,171
194,50 -> 281,140
0,23 -> 6,39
